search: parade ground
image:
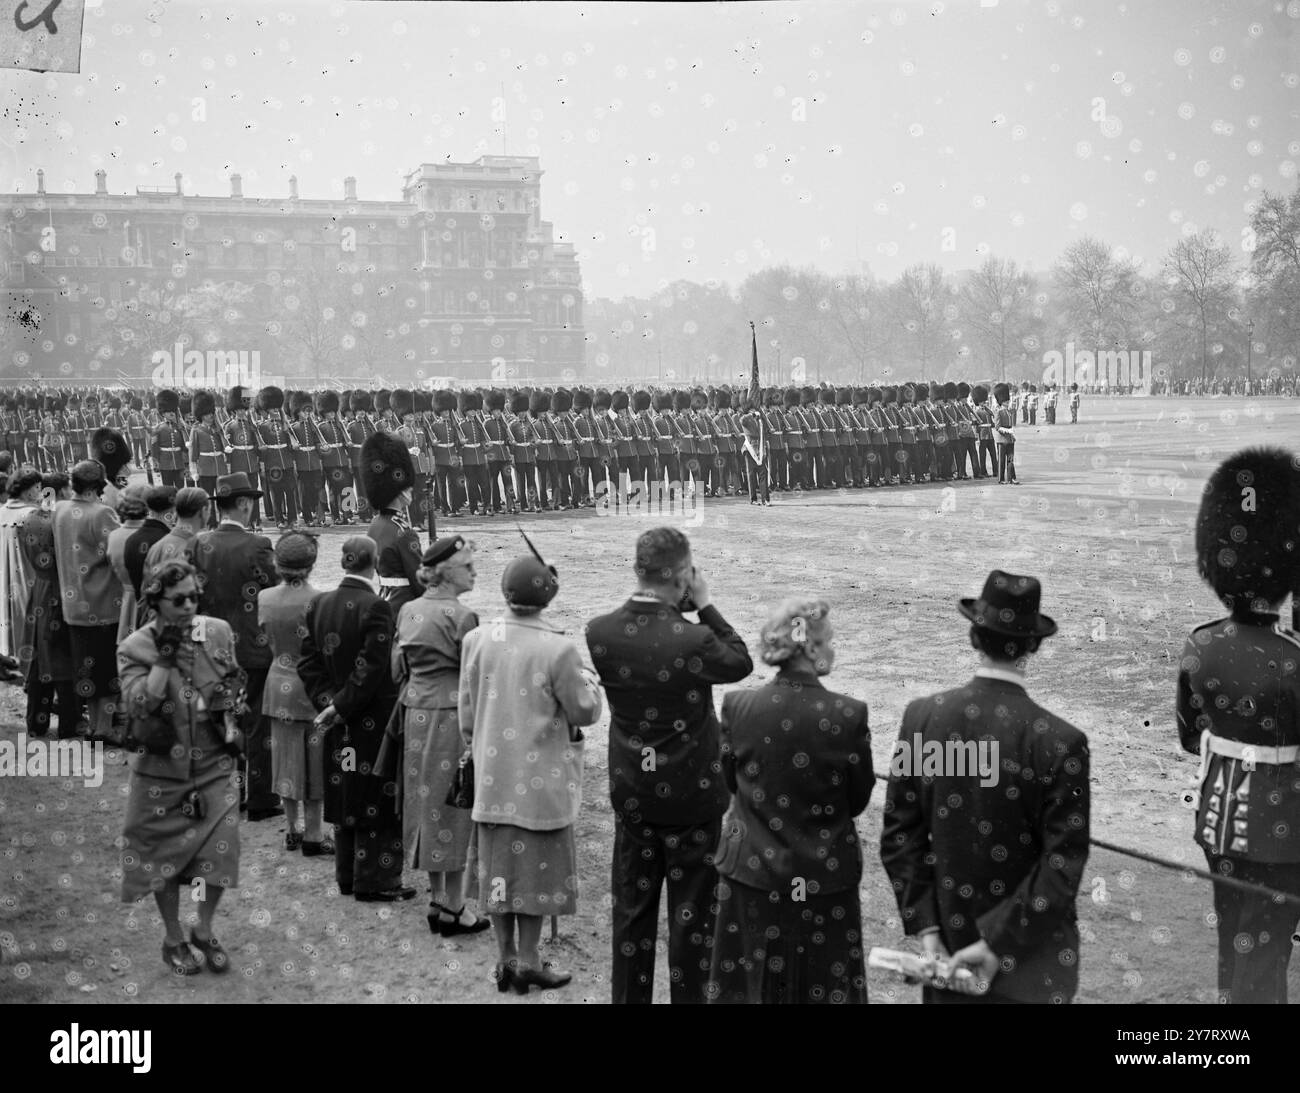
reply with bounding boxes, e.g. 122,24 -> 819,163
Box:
1,394 -> 1297,1004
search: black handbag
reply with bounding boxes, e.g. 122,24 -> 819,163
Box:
124,708 -> 176,757
445,751 -> 474,810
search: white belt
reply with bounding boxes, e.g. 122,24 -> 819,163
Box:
377,576 -> 410,588
1204,729 -> 1300,765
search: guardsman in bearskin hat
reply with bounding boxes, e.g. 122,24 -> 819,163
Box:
1027,383 -> 1039,426
815,386 -> 843,489
588,389 -> 618,508
412,390 -> 440,530
715,387 -> 743,495
482,390 -> 519,515
1068,382 -> 1080,424
971,384 -> 996,478
991,382 -> 1018,484
287,391 -> 324,527
21,395 -> 42,471
362,430 -> 424,614
896,384 -> 919,486
954,382 -> 979,480
507,391 -> 539,512
346,390 -> 379,520
833,387 -> 859,488
426,389 -> 463,518
189,391 -> 226,527
222,385 -> 263,530
526,390 -> 555,510
2,396 -> 23,466
545,388 -> 579,509
90,424 -> 133,513
607,390 -> 638,507
315,390 -> 353,526
40,395 -> 67,473
127,396 -> 148,468
149,389 -> 187,488
64,394 -> 88,463
456,390 -> 491,516
255,386 -> 298,529
1180,447 -> 1300,1004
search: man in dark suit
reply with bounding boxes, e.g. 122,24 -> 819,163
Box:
297,535 -> 413,902
188,472 -> 281,820
880,570 -> 1090,1004
586,527 -> 754,1004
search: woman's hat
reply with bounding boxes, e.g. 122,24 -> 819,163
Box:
422,534 -> 474,568
275,531 -> 318,570
502,556 -> 558,608
958,569 -> 1057,638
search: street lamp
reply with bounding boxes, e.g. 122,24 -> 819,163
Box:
1246,319 -> 1254,394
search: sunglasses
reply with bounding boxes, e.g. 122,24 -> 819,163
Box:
167,592 -> 199,607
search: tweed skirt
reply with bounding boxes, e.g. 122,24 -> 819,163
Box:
270,716 -> 327,802
473,822 -> 579,917
706,877 -> 867,1005
403,705 -> 473,873
120,750 -> 240,902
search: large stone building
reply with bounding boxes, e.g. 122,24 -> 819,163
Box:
0,155 -> 584,385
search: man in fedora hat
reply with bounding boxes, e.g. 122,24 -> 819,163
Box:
189,471 -> 281,821
1179,447 -> 1300,1003
880,569 -> 1090,1004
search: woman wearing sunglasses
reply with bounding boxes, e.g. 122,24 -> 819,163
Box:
117,559 -> 248,976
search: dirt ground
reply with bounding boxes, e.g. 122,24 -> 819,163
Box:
2,394 -> 1298,1004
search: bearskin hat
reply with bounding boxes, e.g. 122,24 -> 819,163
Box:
178,394 -> 193,417
1070,383 -> 1078,392
360,431 -> 416,513
992,383 -> 1011,404
957,382 -> 971,398
530,391 -> 552,414
107,397 -> 122,411
912,381 -> 929,401
156,389 -> 180,415
287,391 -> 312,416
552,388 -> 573,413
193,391 -> 216,420
90,427 -> 132,479
486,390 -> 507,412
818,386 -> 835,405
882,386 -> 896,405
129,397 -> 143,411
313,390 -> 338,415
593,389 -> 612,411
781,387 -> 798,408
67,394 -> 80,408
1195,447 -> 1300,611
390,389 -> 413,418
350,390 -> 373,413
459,392 -> 482,413
971,385 -> 989,405
715,388 -> 732,409
611,390 -> 630,412
798,386 -> 816,406
412,390 -> 431,414
256,386 -> 283,413
374,390 -> 391,414
649,391 -> 669,412
669,390 -> 688,412
510,392 -> 531,415
573,389 -> 593,411
632,390 -> 652,413
227,386 -> 248,413
835,387 -> 852,406
432,390 -> 456,414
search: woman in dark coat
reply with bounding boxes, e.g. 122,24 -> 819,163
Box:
707,598 -> 874,1004
20,473 -> 77,737
118,560 -> 247,976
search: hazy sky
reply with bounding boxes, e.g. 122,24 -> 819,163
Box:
4,0 -> 1298,299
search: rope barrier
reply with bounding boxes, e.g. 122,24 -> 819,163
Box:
871,769 -> 1300,908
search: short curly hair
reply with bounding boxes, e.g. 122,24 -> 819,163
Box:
759,597 -> 831,667
142,559 -> 198,610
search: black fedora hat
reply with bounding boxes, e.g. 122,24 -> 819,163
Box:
959,569 -> 1057,638
213,472 -> 264,500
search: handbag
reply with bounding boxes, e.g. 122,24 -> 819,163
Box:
712,799 -> 746,876
124,707 -> 176,757
445,750 -> 474,810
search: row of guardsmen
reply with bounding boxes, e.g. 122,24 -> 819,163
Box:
0,379 -> 1043,527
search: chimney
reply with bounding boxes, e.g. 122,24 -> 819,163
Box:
94,168 -> 107,194
230,173 -> 242,198
174,172 -> 183,195
36,168 -> 45,194
289,175 -> 299,200
343,176 -> 357,201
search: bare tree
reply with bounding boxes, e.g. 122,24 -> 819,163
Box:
959,256 -> 1034,383
1162,230 -> 1238,385
826,273 -> 893,383
890,263 -> 952,376
1248,185 -> 1300,351
1052,236 -> 1140,358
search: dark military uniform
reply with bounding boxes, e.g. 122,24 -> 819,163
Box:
361,430 -> 423,616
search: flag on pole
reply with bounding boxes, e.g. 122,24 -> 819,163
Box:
742,321 -> 765,467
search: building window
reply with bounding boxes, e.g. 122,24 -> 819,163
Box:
469,192 -> 478,210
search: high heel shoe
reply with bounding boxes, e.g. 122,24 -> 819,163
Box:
430,901 -> 491,937
512,962 -> 572,994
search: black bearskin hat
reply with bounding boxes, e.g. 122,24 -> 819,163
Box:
1195,447 -> 1300,611
611,390 -> 630,412
552,388 -> 573,413
530,391 -> 552,414
592,389 -> 612,411
360,431 -> 416,513
957,382 -> 971,398
486,390 -> 507,413
783,387 -> 799,408
971,385 -> 989,405
256,386 -> 284,413
156,389 -> 180,415
290,391 -> 314,415
390,389 -> 414,418
227,386 -> 249,413
631,390 -> 651,413
90,427 -> 132,479
316,391 -> 340,415
413,390 -> 432,414
993,383 -> 1011,404
573,389 -> 593,411
715,388 -> 732,409
434,390 -> 457,414
652,391 -> 672,412
193,391 -> 216,420
510,392 -> 531,415
350,390 -> 373,413
374,390 -> 391,414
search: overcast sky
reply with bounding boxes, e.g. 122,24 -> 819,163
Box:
4,0 -> 1298,299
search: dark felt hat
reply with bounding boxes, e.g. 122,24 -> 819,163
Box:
959,570 -> 1057,638
213,472 -> 263,500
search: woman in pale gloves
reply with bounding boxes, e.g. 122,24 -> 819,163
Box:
118,559 -> 247,976
459,547 -> 603,993
391,534 -> 489,937
707,597 -> 873,1004
259,532 -> 331,857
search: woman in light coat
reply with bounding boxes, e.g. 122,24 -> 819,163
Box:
459,553 -> 603,994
